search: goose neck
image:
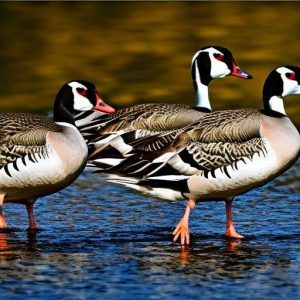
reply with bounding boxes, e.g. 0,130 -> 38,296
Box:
192,59 -> 212,111
263,95 -> 287,117
195,84 -> 211,110
53,102 -> 76,126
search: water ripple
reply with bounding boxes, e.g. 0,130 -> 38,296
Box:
0,162 -> 299,299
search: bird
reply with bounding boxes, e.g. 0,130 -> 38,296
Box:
0,80 -> 115,230
74,46 -> 252,170
107,66 -> 300,245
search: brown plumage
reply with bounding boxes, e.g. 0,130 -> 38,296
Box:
104,66 -> 300,245
0,81 -> 115,230
75,46 -> 252,165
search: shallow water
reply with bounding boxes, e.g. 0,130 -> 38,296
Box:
0,160 -> 299,300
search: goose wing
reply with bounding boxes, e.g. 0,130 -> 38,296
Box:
84,103 -> 204,166
77,103 -> 162,135
161,138 -> 267,178
79,103 -> 204,151
0,113 -> 60,169
106,109 -> 265,178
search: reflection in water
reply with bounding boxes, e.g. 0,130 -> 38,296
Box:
0,233 -> 8,251
0,228 -> 268,280
26,230 -> 39,251
0,230 -> 39,256
177,239 -> 242,265
135,237 -> 286,291
0,210 -> 298,299
180,247 -> 190,265
225,239 -> 242,252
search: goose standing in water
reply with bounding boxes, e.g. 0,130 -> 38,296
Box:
0,81 -> 115,230
75,46 -> 252,169
109,66 -> 300,245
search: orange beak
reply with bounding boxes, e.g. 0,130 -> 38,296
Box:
231,59 -> 253,79
94,92 -> 116,114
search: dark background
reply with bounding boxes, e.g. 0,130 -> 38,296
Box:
0,2 -> 299,126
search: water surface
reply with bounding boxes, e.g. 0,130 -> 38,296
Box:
0,161 -> 299,300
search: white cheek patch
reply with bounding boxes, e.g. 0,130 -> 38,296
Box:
204,48 -> 230,78
276,67 -> 300,96
73,94 -> 93,111
210,60 -> 230,78
191,47 -> 230,79
68,81 -> 93,111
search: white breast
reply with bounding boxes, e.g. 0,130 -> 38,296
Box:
0,145 -> 66,188
187,139 -> 280,199
0,123 -> 88,201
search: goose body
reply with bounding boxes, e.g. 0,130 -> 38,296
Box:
172,111 -> 299,200
107,66 -> 300,245
0,117 -> 85,201
76,46 -> 251,168
0,81 -> 115,229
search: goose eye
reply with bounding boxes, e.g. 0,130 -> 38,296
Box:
76,87 -> 88,97
213,53 -> 224,61
286,72 -> 295,80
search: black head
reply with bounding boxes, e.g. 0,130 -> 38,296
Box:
53,80 -> 115,124
191,45 -> 252,87
262,66 -> 300,116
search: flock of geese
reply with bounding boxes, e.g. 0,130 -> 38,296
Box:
0,46 -> 299,246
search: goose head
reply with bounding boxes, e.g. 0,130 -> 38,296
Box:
53,80 -> 116,124
263,66 -> 300,116
191,46 -> 252,111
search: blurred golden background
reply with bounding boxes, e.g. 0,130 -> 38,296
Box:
0,2 -> 300,126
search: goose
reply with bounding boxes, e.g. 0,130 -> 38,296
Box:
0,80 -> 115,230
108,66 -> 300,245
75,46 -> 252,169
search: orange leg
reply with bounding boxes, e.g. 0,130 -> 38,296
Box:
0,207 -> 7,229
26,202 -> 38,230
173,199 -> 196,245
225,200 -> 244,239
